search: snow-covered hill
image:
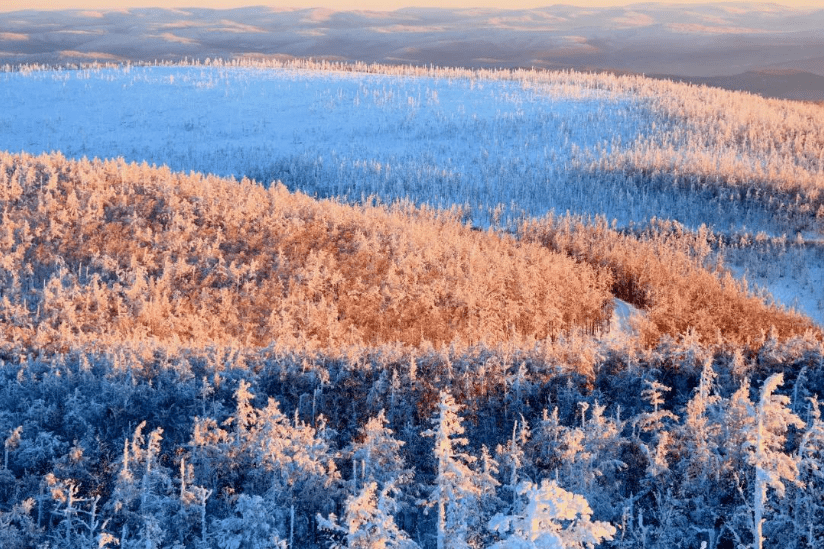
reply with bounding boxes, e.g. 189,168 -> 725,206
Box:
1,61 -> 821,324
0,63 -> 651,226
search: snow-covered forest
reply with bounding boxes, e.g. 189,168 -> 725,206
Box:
2,59 -> 822,322
1,60 -> 823,548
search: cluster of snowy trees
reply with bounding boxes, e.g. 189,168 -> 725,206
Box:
585,77 -> 824,236
0,154 -> 822,547
0,152 -> 812,356
519,214 -> 815,346
1,328 -> 823,548
0,151 -> 617,350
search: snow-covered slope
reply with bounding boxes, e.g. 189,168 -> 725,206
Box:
599,298 -> 643,344
0,64 -> 646,227
1,62 -> 820,324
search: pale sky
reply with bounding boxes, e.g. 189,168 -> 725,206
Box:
1,0 -> 822,13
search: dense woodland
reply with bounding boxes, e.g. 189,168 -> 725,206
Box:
1,151 -> 823,548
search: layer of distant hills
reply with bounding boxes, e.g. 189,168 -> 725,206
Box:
1,2 -> 823,101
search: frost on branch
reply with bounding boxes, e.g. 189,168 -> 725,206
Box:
488,479 -> 615,549
747,373 -> 805,549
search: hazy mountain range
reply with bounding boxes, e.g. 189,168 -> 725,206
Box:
1,2 -> 823,100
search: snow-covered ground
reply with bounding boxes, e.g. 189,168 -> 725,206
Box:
725,242 -> 824,327
1,65 -> 819,325
598,298 -> 644,345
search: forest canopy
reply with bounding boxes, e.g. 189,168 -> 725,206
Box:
0,151 -> 814,356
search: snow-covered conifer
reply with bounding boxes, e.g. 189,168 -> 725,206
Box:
635,379 -> 678,435
213,494 -> 287,549
488,479 -> 615,548
497,419 -> 527,509
794,396 -> 824,546
107,422 -> 175,548
747,373 -> 805,549
422,390 -> 481,549
318,481 -> 418,549
676,358 -> 722,487
253,398 -> 341,547
3,426 -> 22,470
350,410 -> 411,492
0,498 -> 37,549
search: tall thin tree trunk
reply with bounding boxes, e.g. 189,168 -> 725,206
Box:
754,381 -> 766,549
437,497 -> 445,549
180,458 -> 186,500
511,421 -> 519,509
290,503 -> 295,548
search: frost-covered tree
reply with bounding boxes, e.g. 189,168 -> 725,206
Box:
0,497 -> 38,549
635,379 -> 678,436
677,358 -> 721,484
528,407 -> 564,475
177,458 -> 212,546
350,410 -> 411,492
488,479 -> 615,549
497,419 -> 527,509
318,481 -> 418,549
670,358 -> 723,547
632,379 -> 678,482
45,473 -> 110,549
3,425 -> 22,470
793,396 -> 824,547
422,390 -> 482,549
212,494 -> 287,549
186,380 -> 341,546
252,398 -> 340,547
748,373 -> 805,549
107,421 -> 176,549
505,363 -> 533,421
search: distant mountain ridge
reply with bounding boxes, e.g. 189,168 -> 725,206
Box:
1,4 -> 823,100
651,69 -> 824,102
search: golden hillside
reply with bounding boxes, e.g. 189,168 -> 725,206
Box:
0,151 -> 612,352
0,151 -> 815,356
